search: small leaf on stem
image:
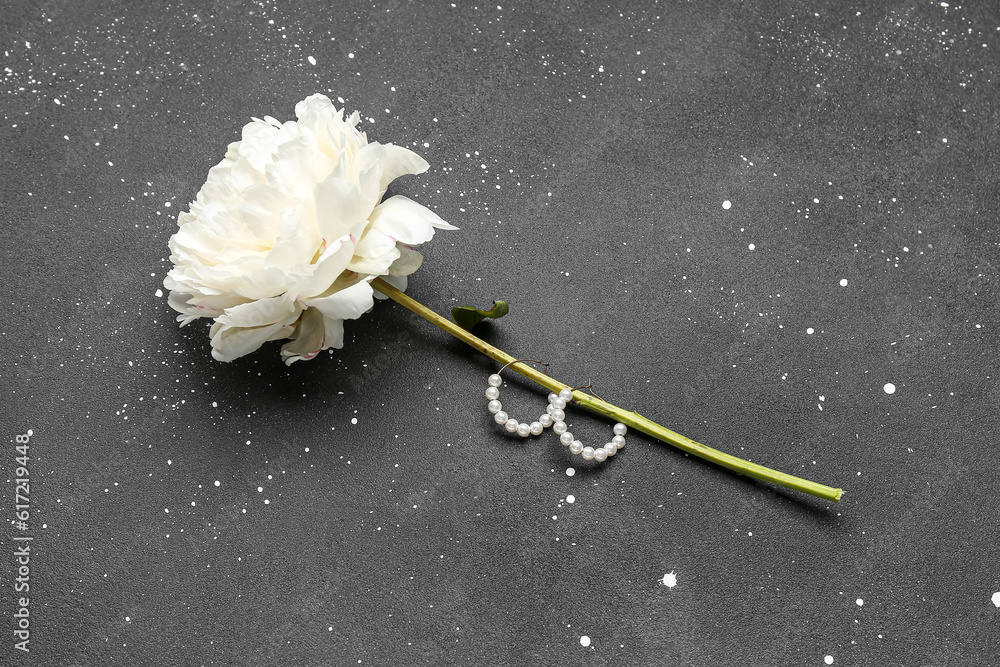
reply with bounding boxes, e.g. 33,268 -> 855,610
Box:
451,301 -> 509,331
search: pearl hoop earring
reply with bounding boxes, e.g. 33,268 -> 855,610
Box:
485,361 -> 627,463
485,359 -> 554,438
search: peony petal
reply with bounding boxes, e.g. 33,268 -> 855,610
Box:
377,143 -> 429,194
388,244 -> 424,277
167,290 -> 219,326
230,266 -> 291,300
286,235 -> 355,300
312,174 -> 372,242
216,293 -> 299,328
266,133 -> 336,199
353,227 -> 397,259
230,156 -> 263,192
347,247 -> 400,276
304,278 -> 375,321
295,94 -> 338,127
210,319 -> 295,362
369,195 -> 458,246
321,315 -> 346,349
279,307 -> 327,364
239,182 -> 294,242
264,204 -> 323,271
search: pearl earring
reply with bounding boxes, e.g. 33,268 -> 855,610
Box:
550,385 -> 627,463
486,359 -> 554,438
486,362 -> 627,463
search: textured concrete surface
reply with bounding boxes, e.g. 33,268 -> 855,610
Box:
2,1 -> 999,665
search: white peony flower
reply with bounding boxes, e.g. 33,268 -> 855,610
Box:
164,94 -> 456,364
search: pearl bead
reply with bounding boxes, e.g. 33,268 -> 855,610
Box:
612,435 -> 625,450
604,443 -> 617,457
553,421 -> 567,434
559,432 -> 574,446
529,421 -> 544,436
581,446 -> 596,460
488,374 -> 503,388
516,422 -> 531,437
559,388 -> 573,401
594,447 -> 608,462
487,399 -> 502,414
547,393 -> 559,404
546,404 -> 554,415
494,411 -> 508,424
550,397 -> 566,410
550,408 -> 565,422
485,386 -> 500,400
539,414 -> 553,427
569,440 -> 584,455
505,418 -> 519,433
613,423 -> 627,436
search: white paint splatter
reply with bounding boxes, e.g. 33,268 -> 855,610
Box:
661,571 -> 677,588
991,591 -> 1000,608
722,200 -> 732,210
580,635 -> 591,647
883,383 -> 896,395
566,495 -> 575,504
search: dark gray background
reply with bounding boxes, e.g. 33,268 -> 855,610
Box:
2,0 -> 998,665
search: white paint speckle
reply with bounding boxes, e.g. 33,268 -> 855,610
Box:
824,656 -> 834,665
566,495 -> 575,504
722,200 -> 732,210
856,598 -> 864,606
307,55 -> 317,65
839,279 -> 848,287
214,480 -> 221,487
806,327 -> 815,335
348,52 -> 355,59
155,288 -> 164,298
883,383 -> 896,395
748,243 -> 756,251
991,591 -> 1000,608
580,635 -> 591,648
566,467 -> 576,477
351,417 -> 358,425
661,571 -> 677,588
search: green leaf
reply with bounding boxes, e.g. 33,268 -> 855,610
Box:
451,300 -> 509,331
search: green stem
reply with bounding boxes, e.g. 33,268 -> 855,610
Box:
372,277 -> 843,503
